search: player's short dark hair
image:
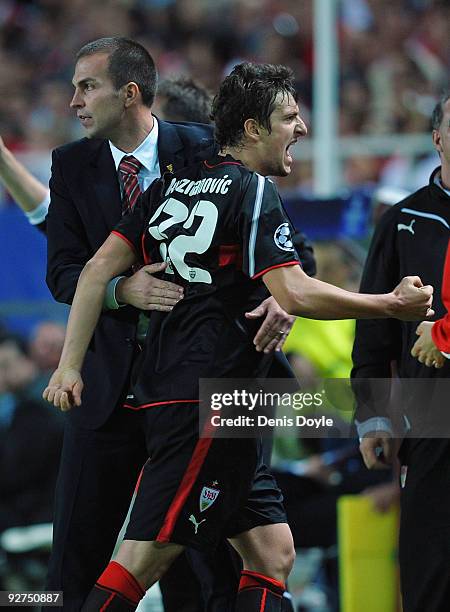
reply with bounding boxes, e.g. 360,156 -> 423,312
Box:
211,62 -> 298,148
76,37 -> 157,107
431,90 -> 450,130
157,77 -> 212,124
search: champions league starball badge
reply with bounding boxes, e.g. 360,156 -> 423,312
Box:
274,223 -> 294,251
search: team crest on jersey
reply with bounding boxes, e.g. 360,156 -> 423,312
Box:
274,223 -> 294,251
200,485 -> 220,512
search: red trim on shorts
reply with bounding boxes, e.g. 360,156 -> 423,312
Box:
251,261 -> 299,280
134,466 -> 144,495
111,231 -> 137,256
218,244 -> 242,267
240,570 -> 285,592
123,399 -> 199,410
156,426 -> 214,543
204,160 -> 243,169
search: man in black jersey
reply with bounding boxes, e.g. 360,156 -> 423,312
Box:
354,92 -> 450,612
44,63 -> 433,612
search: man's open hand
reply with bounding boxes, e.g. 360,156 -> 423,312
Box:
116,262 -> 184,311
245,296 -> 295,353
43,368 -> 84,412
411,321 -> 445,368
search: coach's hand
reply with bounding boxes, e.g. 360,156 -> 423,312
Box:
116,262 -> 184,311
246,296 -> 295,353
43,368 -> 84,411
359,432 -> 395,470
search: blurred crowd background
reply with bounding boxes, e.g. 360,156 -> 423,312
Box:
1,0 -> 449,187
0,0 -> 449,609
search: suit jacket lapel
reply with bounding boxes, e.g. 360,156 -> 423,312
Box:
87,139 -> 122,231
157,120 -> 185,175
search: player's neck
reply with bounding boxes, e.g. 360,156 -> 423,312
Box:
220,145 -> 265,176
440,164 -> 450,191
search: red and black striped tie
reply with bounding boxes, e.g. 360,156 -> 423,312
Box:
119,155 -> 142,216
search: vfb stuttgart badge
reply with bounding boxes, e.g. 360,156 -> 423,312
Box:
200,485 -> 220,513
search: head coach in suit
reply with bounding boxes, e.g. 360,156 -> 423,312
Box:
44,37 -> 309,611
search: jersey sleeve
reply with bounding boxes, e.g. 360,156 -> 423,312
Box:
238,174 -> 301,279
111,179 -> 159,260
431,239 -> 450,355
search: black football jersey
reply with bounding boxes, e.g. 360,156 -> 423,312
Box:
113,154 -> 301,408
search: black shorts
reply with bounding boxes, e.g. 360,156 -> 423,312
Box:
124,403 -> 286,551
398,438 -> 450,612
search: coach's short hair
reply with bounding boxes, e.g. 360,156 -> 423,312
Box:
76,37 -> 157,108
431,90 -> 450,130
211,62 -> 298,148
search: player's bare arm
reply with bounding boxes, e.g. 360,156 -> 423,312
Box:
0,135 -> 48,212
262,264 -> 434,321
44,235 -> 182,411
411,320 -> 445,368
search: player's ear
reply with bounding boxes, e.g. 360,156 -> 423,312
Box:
122,82 -> 140,108
243,118 -> 262,142
432,129 -> 443,155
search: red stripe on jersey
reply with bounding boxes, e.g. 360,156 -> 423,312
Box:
218,244 -> 242,267
432,239 -> 450,352
100,593 -> 115,611
251,260 -> 300,280
111,231 -> 137,255
141,232 -> 151,264
260,590 -> 267,611
156,425 -> 214,543
123,399 -> 199,410
203,160 -> 243,169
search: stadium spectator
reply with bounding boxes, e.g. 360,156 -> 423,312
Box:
353,91 -> 450,612
153,77 -> 212,124
0,135 -> 49,231
0,333 -> 63,537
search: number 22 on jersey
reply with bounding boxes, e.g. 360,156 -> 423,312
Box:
147,197 -> 218,283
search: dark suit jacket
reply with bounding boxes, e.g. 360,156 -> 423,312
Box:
46,120 -> 215,429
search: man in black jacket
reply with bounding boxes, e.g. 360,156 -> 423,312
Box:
45,37 -> 311,611
352,91 -> 450,612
